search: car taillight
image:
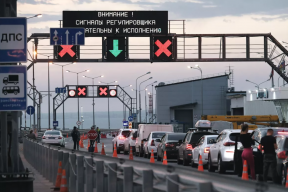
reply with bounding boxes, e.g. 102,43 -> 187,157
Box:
204,147 -> 210,153
58,136 -> 62,139
278,151 -> 287,159
165,143 -> 174,147
186,144 -> 193,150
223,142 -> 235,146
258,145 -> 264,152
119,136 -> 125,140
151,140 -> 155,146
42,136 -> 46,139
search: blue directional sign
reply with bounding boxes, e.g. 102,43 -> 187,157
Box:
50,28 -> 85,46
0,18 -> 27,63
53,121 -> 58,127
0,66 -> 27,111
128,116 -> 133,122
26,106 -> 35,115
123,121 -> 128,126
55,87 -> 66,94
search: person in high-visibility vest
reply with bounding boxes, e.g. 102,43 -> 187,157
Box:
96,127 -> 101,143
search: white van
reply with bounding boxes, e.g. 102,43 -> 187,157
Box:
135,124 -> 174,157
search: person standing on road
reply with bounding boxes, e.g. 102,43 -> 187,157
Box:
239,124 -> 256,180
71,126 -> 80,150
259,129 -> 278,182
96,127 -> 101,143
27,130 -> 37,140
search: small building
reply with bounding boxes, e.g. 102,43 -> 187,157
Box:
155,74 -> 229,132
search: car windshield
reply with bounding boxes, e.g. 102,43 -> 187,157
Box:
152,132 -> 166,138
121,131 -> 131,137
168,134 -> 186,140
207,136 -> 217,144
45,131 -> 60,135
190,132 -> 215,143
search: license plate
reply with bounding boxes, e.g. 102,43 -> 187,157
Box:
48,137 -> 55,139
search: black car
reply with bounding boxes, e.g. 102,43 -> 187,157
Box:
177,129 -> 217,166
156,133 -> 186,161
235,127 -> 288,183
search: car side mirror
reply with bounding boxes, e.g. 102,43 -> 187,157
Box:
156,139 -> 161,142
178,140 -> 182,144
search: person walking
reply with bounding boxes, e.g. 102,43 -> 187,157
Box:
27,130 -> 37,140
96,127 -> 101,143
71,126 -> 80,150
239,124 -> 256,180
260,129 -> 278,183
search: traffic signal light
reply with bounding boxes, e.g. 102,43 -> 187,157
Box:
107,37 -> 126,61
54,45 -> 80,62
109,89 -> 117,97
68,89 -> 76,97
98,86 -> 109,97
77,86 -> 88,97
153,36 -> 173,61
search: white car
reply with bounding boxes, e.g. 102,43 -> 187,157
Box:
143,131 -> 171,158
112,129 -> 134,154
123,129 -> 138,154
42,130 -> 65,147
191,135 -> 218,167
208,129 -> 252,173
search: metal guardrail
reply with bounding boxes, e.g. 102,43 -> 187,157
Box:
23,137 -> 287,192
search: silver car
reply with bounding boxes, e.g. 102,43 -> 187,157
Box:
191,135 -> 218,167
143,131 -> 171,158
42,130 -> 65,147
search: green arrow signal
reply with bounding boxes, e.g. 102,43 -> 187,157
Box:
109,39 -> 123,57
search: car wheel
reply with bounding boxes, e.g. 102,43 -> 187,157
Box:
191,154 -> 197,168
218,155 -> 226,174
183,152 -> 189,166
148,152 -> 151,159
208,154 -> 215,172
177,153 -> 182,164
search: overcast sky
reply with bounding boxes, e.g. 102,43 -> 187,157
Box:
17,0 -> 288,113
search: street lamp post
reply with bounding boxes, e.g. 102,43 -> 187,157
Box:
27,14 -> 42,19
66,69 -> 89,128
83,75 -> 104,126
188,65 -> 203,117
48,59 -> 52,129
246,79 -> 270,90
99,80 -> 118,129
51,62 -> 76,130
144,81 -> 157,123
136,72 -> 151,122
139,77 -> 152,123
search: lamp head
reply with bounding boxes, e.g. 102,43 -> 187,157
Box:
147,72 -> 151,74
66,70 -> 69,73
101,75 -> 104,77
115,80 -> 118,83
83,75 -> 86,78
86,69 -> 90,72
149,77 -> 153,79
187,66 -> 191,69
48,62 -> 53,65
98,81 -> 101,83
72,62 -> 76,64
36,14 -> 42,18
246,79 -> 249,82
129,85 -> 132,87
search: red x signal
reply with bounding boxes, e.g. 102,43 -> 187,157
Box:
155,40 -> 172,57
78,87 -> 86,96
99,87 -> 107,95
59,45 -> 75,57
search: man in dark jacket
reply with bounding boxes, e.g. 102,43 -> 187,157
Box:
71,126 -> 80,150
27,130 -> 36,140
96,127 -> 101,143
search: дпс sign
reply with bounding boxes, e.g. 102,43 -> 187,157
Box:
63,11 -> 168,37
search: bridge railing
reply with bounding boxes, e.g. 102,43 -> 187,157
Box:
23,137 -> 287,192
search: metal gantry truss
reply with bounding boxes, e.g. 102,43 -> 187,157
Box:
52,85 -> 135,122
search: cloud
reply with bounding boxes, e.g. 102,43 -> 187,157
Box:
251,14 -> 288,22
202,5 -> 217,8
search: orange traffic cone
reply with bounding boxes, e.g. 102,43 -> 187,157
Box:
66,133 -> 68,138
150,149 -> 155,163
60,169 -> 68,192
113,143 -> 118,158
80,139 -> 84,148
162,151 -> 168,165
94,143 -> 98,153
198,155 -> 204,171
101,143 -> 106,155
285,168 -> 288,188
54,161 -> 62,189
242,160 -> 249,180
129,146 -> 133,160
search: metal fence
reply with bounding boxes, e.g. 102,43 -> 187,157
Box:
23,137 -> 288,192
